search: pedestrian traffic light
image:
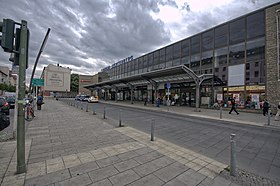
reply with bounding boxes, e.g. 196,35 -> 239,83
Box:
0,19 -> 15,53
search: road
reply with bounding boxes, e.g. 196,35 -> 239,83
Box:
74,100 -> 280,182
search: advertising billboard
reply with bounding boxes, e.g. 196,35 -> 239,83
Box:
44,65 -> 71,92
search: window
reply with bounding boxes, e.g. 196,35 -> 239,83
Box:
215,24 -> 228,48
143,55 -> 148,72
138,57 -> 143,73
255,62 -> 259,67
247,11 -> 265,39
166,46 -> 173,67
190,54 -> 200,71
173,43 -> 181,60
201,51 -> 213,69
246,37 -> 265,62
223,67 -> 226,71
202,30 -> 214,52
191,35 -> 201,55
229,43 -> 245,65
148,53 -> 153,71
159,48 -> 165,68
230,18 -> 245,44
246,63 -> 250,70
254,71 -> 259,77
181,39 -> 190,57
214,47 -> 227,68
153,51 -> 159,70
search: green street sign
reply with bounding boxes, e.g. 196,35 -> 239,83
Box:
32,78 -> 44,86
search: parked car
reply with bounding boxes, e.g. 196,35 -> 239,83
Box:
88,96 -> 99,103
75,95 -> 81,101
0,97 -> 10,115
80,95 -> 90,102
6,96 -> 15,109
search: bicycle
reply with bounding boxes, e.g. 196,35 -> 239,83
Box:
25,101 -> 35,121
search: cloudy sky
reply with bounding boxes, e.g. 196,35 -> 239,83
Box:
0,0 -> 279,83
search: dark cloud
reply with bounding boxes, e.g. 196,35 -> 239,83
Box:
0,0 -> 279,83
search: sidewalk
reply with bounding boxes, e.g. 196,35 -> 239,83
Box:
101,100 -> 280,129
0,100 -> 278,186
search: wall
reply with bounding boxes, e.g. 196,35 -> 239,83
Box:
266,3 -> 280,110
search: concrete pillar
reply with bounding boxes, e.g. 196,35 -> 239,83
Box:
131,88 -> 134,104
195,82 -> 200,112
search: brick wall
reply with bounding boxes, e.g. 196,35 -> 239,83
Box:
265,3 -> 280,111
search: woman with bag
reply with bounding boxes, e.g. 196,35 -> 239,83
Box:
37,93 -> 43,110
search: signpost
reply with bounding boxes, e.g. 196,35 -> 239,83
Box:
32,78 -> 44,86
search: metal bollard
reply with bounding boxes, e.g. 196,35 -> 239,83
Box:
119,109 -> 122,127
268,109 -> 271,125
230,134 -> 237,177
151,118 -> 155,141
220,106 -> 222,119
103,107 -> 106,119
92,106 -> 96,115
86,103 -> 88,112
81,103 -> 83,110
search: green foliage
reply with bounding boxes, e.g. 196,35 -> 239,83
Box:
71,74 -> 79,93
0,83 -> 16,92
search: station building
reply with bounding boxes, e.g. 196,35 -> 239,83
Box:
85,2 -> 280,111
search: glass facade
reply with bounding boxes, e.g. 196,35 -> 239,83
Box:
104,9 -> 267,108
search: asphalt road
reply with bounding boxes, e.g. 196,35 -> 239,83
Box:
71,100 -> 280,182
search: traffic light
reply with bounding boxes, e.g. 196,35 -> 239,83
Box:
8,28 -> 29,68
0,19 -> 15,52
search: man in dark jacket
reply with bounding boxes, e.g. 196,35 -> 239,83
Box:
229,97 -> 239,115
263,99 -> 270,116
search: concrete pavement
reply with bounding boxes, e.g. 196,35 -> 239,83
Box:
0,99 -> 279,186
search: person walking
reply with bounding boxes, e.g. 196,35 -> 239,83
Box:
262,99 -> 270,116
229,97 -> 239,115
37,93 -> 43,110
275,101 -> 280,121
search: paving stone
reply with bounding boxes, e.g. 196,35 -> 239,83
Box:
134,147 -> 154,155
77,152 -> 95,164
117,151 -> 139,161
154,162 -> 189,182
54,173 -> 92,186
176,168 -> 207,186
88,179 -> 113,186
26,161 -> 46,179
114,159 -> 140,172
133,151 -> 163,164
1,173 -> 25,186
25,169 -> 71,186
96,156 -> 121,167
132,161 -> 161,177
69,161 -> 99,177
163,178 -> 188,186
150,156 -> 175,168
88,165 -> 119,183
130,174 -> 164,186
62,154 -> 82,168
109,169 -> 140,186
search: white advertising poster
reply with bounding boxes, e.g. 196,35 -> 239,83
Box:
233,94 -> 240,102
251,94 -> 259,102
228,64 -> 245,86
46,71 -> 64,87
217,94 -> 223,101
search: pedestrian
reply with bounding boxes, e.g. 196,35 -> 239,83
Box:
275,101 -> 280,121
37,93 -> 44,110
229,97 -> 239,115
144,97 -> 147,106
262,99 -> 270,116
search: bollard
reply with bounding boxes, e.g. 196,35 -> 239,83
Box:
86,103 -> 88,112
268,109 -> 271,125
81,103 -> 83,110
119,109 -> 122,127
220,106 -> 222,119
92,106 -> 96,115
230,134 -> 237,177
151,118 -> 155,141
103,107 -> 106,119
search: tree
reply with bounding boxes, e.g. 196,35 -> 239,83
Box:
71,74 -> 79,93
